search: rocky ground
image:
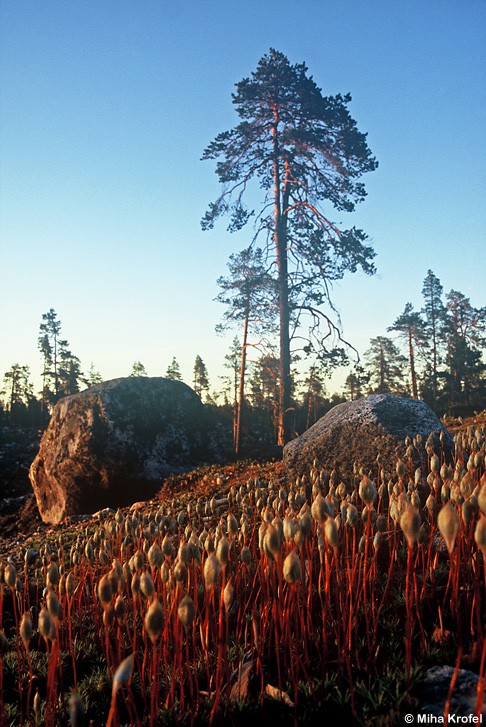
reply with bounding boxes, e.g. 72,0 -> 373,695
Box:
0,410 -> 483,546
0,421 -> 283,558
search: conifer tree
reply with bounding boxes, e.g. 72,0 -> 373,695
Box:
203,48 -> 377,444
38,308 -> 82,407
216,246 -> 275,453
442,290 -> 486,413
364,336 -> 408,395
387,303 -> 427,399
130,361 -> 148,377
166,357 -> 182,381
421,270 -> 446,408
3,364 -> 33,415
85,363 -> 103,387
193,356 -> 210,399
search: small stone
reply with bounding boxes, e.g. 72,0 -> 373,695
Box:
417,665 -> 486,717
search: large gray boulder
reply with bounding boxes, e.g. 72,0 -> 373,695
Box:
30,377 -> 225,524
284,394 -> 453,481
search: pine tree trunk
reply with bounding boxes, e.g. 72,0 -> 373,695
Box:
305,392 -> 312,430
232,362 -> 238,451
379,341 -> 386,392
409,328 -> 418,398
272,110 -> 292,446
53,334 -> 59,400
432,319 -> 438,409
235,311 -> 249,456
276,228 -> 291,445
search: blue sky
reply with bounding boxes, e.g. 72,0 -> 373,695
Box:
1,0 -> 485,397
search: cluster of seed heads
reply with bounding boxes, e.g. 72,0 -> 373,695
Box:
0,425 -> 485,724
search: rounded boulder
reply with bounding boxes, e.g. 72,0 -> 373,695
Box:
283,393 -> 453,481
30,377 -> 224,524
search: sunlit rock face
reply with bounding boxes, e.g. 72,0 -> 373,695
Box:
283,394 -> 454,481
30,377 -> 224,524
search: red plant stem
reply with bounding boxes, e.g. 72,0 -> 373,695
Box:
67,595 -> 77,689
10,587 -> 24,724
0,655 -> 4,723
412,571 -> 427,651
476,634 -> 486,718
405,545 -> 414,695
106,690 -> 117,727
362,508 -> 372,658
24,646 -> 34,720
444,647 -> 462,724
149,641 -> 157,726
373,526 -> 398,641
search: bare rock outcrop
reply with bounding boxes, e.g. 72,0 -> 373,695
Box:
283,393 -> 454,481
29,377 -> 225,524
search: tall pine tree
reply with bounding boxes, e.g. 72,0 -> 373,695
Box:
387,303 -> 427,399
421,270 -> 446,409
203,49 -> 377,444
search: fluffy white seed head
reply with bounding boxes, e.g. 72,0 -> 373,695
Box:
400,505 -> 421,548
223,580 -> 234,612
437,501 -> 460,555
263,524 -> 280,559
20,613 -> 33,647
147,543 -> 163,568
178,595 -> 196,631
112,653 -> 135,695
68,691 -> 85,727
140,571 -> 154,599
203,553 -> 220,589
283,550 -> 302,584
324,517 -> 339,551
144,599 -> 165,642
97,574 -> 113,608
4,563 -> 16,588
216,536 -> 229,567
359,476 -> 377,507
474,515 -> 486,557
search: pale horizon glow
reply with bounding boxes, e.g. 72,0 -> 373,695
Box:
0,1 -> 485,400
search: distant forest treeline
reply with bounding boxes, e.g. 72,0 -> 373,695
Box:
1,269 -> 485,454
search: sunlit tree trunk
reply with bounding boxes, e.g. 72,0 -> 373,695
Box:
408,328 -> 418,399
273,108 -> 292,446
379,340 -> 386,392
235,303 -> 249,456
